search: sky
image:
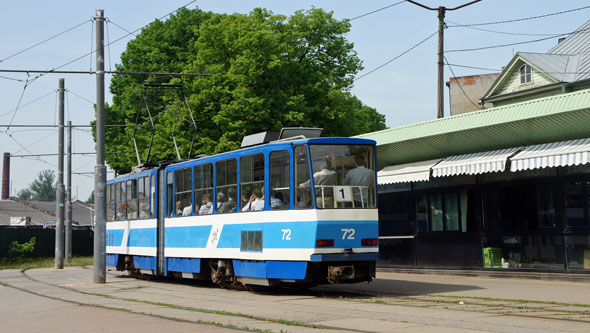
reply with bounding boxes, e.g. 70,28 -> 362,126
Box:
1,0 -> 589,201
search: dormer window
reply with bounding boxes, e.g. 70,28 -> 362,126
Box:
520,64 -> 532,84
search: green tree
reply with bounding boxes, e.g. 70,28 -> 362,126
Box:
17,170 -> 56,202
87,191 -> 94,204
103,7 -> 386,173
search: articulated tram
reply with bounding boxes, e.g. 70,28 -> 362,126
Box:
106,131 -> 378,289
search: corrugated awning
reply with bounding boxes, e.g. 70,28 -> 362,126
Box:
432,147 -> 522,177
510,138 -> 590,172
378,159 -> 442,185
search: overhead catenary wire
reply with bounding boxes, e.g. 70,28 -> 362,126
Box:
447,20 -> 568,37
0,19 -> 91,63
0,90 -> 56,118
447,4 -> 590,28
348,1 -> 406,21
445,32 -> 573,53
355,30 -> 438,81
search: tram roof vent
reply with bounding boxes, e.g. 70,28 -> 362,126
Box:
241,128 -> 323,148
241,131 -> 279,148
279,127 -> 323,140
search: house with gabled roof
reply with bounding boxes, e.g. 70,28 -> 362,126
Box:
482,20 -> 590,107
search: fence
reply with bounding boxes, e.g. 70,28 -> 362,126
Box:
0,226 -> 93,258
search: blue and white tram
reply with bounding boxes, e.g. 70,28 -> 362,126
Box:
106,135 -> 378,288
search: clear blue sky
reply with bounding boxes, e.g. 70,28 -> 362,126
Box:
1,0 -> 589,200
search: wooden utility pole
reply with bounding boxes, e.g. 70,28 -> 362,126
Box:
406,0 -> 481,118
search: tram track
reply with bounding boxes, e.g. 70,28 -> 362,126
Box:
310,285 -> 590,324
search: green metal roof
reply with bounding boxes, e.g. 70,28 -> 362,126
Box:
356,88 -> 590,169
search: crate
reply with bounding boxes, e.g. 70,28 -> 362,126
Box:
483,247 -> 502,268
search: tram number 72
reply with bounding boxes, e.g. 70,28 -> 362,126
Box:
281,229 -> 292,240
341,228 -> 355,240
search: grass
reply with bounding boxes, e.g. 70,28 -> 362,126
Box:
0,256 -> 94,270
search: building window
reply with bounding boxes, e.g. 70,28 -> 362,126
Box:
564,181 -> 588,227
416,191 -> 461,232
520,64 -> 532,84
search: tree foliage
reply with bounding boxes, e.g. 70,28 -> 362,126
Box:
6,237 -> 36,259
17,170 -> 56,202
104,7 -> 386,173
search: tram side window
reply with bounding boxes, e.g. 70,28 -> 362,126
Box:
216,159 -> 237,214
175,168 -> 193,217
241,154 -> 265,212
150,175 -> 155,219
269,150 -> 290,210
115,182 -> 125,221
194,164 -> 213,215
166,172 -> 173,217
138,177 -> 149,219
127,179 -> 137,221
106,184 -> 114,222
294,145 -> 312,209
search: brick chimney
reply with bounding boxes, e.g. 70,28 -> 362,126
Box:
2,153 -> 10,200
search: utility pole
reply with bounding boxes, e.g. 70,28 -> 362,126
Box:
65,120 -> 72,263
55,78 -> 65,269
94,9 -> 107,284
406,0 -> 481,119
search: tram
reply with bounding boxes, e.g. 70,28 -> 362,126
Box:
106,129 -> 378,288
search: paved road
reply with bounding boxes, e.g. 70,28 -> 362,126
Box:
1,267 -> 589,332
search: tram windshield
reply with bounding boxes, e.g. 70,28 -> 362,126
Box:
305,144 -> 376,209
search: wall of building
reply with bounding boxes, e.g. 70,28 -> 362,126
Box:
448,73 -> 499,116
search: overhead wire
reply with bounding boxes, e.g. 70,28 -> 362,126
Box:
354,30 -> 438,81
26,0 -> 199,82
6,76 -> 31,130
349,1 -> 406,21
444,55 -> 481,111
446,20 -> 567,37
0,90 -> 56,118
0,19 -> 91,63
66,89 -> 95,105
445,33 -> 570,53
447,4 -> 590,27
0,75 -> 26,82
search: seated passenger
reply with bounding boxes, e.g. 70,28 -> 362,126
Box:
270,191 -> 284,209
198,195 -> 213,215
176,200 -> 184,216
220,188 -> 237,213
216,192 -> 226,210
182,204 -> 192,216
244,188 -> 264,211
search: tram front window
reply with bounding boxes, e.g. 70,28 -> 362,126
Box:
307,145 -> 376,209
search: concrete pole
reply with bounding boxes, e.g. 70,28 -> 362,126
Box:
437,6 -> 445,119
65,120 -> 72,263
94,9 -> 107,283
55,78 -> 65,269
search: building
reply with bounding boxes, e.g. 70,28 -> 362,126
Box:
482,20 -> 590,107
359,21 -> 590,272
448,73 -> 499,115
0,197 -> 93,227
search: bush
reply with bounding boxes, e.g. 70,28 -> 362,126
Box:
6,237 -> 36,259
